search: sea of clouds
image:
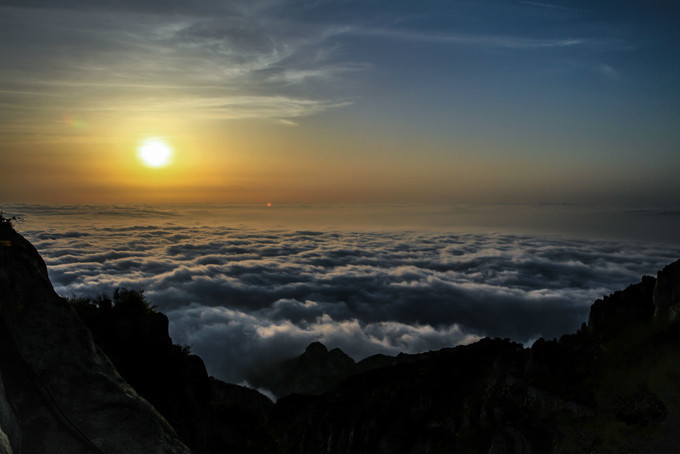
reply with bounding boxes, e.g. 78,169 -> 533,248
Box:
6,204 -> 680,385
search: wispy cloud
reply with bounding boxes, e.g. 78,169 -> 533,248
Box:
0,0 -> 647,146
598,63 -> 621,81
520,1 -> 582,13
76,95 -> 353,122
351,27 -> 586,50
0,3 -> 357,139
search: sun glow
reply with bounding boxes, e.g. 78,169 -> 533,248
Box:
138,139 -> 172,167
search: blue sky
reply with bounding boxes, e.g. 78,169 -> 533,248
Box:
0,0 -> 678,205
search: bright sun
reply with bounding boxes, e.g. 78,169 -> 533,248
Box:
138,139 -> 172,167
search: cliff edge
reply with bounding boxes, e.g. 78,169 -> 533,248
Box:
0,221 -> 190,454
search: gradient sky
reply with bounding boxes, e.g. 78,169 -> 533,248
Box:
1,0 -> 679,205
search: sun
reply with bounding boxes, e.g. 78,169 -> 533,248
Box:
138,139 -> 172,167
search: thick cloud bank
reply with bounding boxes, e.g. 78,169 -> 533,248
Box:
10,205 -> 680,384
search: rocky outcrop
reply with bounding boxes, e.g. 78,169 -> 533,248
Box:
0,222 -> 190,454
653,259 -> 680,322
272,339 -> 531,454
70,287 -> 279,454
587,275 -> 656,339
587,260 -> 680,337
249,341 -> 356,398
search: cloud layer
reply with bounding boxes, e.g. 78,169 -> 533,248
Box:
14,205 -> 680,384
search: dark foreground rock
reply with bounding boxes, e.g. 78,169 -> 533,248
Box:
68,291 -> 277,454
248,341 -> 356,397
0,222 -> 190,453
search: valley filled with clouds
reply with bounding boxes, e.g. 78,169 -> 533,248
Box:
12,204 -> 679,385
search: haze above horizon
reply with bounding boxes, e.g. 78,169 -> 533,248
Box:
1,1 -> 678,207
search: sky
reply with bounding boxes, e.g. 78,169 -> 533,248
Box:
1,0 -> 679,205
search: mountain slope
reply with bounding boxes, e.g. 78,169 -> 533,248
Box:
69,289 -> 278,454
0,221 -> 190,453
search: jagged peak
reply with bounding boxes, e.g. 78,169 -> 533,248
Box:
304,341 -> 328,355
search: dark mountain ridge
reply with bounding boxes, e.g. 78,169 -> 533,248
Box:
269,261 -> 680,453
1,220 -> 680,453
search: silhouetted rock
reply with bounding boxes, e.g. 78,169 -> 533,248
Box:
653,259 -> 680,322
0,224 -> 190,453
248,341 -> 356,398
71,289 -> 278,454
355,353 -> 397,372
587,275 -> 656,339
209,378 -> 274,424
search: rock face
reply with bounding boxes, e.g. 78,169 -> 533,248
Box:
587,275 -> 657,339
587,259 -> 680,336
0,222 -> 190,454
71,289 -> 277,454
0,371 -> 19,454
249,341 -> 356,398
653,259 -> 680,322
